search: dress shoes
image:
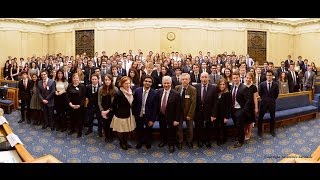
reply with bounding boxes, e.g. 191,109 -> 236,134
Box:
205,142 -> 212,148
177,143 -> 182,150
126,143 -> 132,148
145,144 -> 151,149
197,141 -> 203,148
27,120 -> 31,124
233,142 -> 243,148
68,131 -> 75,135
105,138 -> 113,143
271,132 -> 276,137
120,143 -> 128,150
18,119 -> 25,123
258,132 -> 263,138
169,145 -> 175,153
41,125 -> 48,129
135,143 -> 143,149
158,141 -> 167,148
85,130 -> 93,135
98,133 -> 103,137
50,127 -> 55,131
186,142 -> 193,149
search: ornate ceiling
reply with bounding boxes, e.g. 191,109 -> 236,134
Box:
2,18 -> 318,26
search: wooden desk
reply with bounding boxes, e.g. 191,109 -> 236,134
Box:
0,122 -> 34,162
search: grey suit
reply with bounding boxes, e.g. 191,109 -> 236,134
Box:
38,78 -> 56,128
209,73 -> 221,85
303,71 -> 316,91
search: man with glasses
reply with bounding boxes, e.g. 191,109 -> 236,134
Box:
132,75 -> 157,149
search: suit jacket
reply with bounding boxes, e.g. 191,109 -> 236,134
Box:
277,67 -> 288,76
157,88 -> 181,123
209,73 -> 221,85
285,59 -> 293,69
85,84 -> 101,108
190,72 -> 201,84
151,70 -> 161,89
212,92 -> 231,120
118,68 -> 127,77
231,83 -> 251,115
18,79 -> 32,100
182,65 -> 192,74
175,85 -> 197,120
195,83 -> 216,120
171,76 -> 181,88
37,78 -> 56,107
287,70 -> 299,92
132,87 -> 157,122
258,81 -> 279,105
303,71 -> 316,88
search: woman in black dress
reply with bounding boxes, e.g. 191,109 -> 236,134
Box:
98,74 -> 118,142
66,73 -> 86,138
244,72 -> 258,140
10,61 -> 19,81
212,78 -> 231,146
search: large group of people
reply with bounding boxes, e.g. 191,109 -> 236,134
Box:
2,50 -> 318,153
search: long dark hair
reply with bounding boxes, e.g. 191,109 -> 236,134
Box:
55,69 -> 66,82
101,74 -> 117,96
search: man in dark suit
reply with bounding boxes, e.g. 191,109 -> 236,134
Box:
38,70 -> 56,130
171,67 -> 182,88
277,61 -> 288,76
284,55 -> 293,69
261,62 -> 269,75
85,74 -> 102,136
85,60 -> 95,85
194,72 -> 216,148
132,75 -> 157,149
182,58 -> 192,74
18,71 -> 31,124
190,64 -> 201,86
175,73 -> 197,149
230,71 -> 250,148
111,66 -> 122,89
287,63 -> 299,93
157,76 -> 181,153
257,70 -> 279,137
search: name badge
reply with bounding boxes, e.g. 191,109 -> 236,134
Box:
46,86 -> 49,90
158,84 -> 162,87
192,82 -> 197,85
75,87 -> 79,91
229,82 -> 232,85
273,76 -> 275,79
185,95 -> 190,98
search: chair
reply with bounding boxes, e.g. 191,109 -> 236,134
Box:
0,87 -> 14,114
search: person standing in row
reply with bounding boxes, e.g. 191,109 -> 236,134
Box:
175,73 -> 197,149
54,70 -> 68,131
98,74 -> 118,143
85,74 -> 102,137
29,74 -> 42,125
66,73 -> 86,138
18,71 -> 31,124
111,76 -> 136,150
157,76 -> 181,153
258,70 -> 279,137
212,78 -> 231,146
38,70 -> 56,130
132,75 -> 157,149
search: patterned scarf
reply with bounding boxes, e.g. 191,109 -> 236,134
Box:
120,87 -> 133,105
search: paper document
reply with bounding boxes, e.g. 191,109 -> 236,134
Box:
0,116 -> 8,125
0,150 -> 22,163
6,133 -> 23,147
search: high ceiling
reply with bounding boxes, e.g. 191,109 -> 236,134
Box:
6,18 -> 317,26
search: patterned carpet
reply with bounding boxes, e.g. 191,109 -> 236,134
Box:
5,111 -> 320,163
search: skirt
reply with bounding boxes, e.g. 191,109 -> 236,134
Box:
110,111 -> 136,133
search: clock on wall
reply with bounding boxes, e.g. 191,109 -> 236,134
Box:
167,32 -> 175,41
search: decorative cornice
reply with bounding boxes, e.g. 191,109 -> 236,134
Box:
0,18 -> 319,34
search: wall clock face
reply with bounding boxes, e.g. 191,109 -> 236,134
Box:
167,32 -> 175,41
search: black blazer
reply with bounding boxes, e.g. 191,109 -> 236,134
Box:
171,76 -> 181,88
258,81 -> 279,104
231,83 -> 250,115
195,83 -> 216,120
18,79 -> 32,100
85,84 -> 101,108
287,70 -> 299,92
112,89 -> 132,119
212,92 -> 231,120
157,88 -> 181,123
190,72 -> 201,84
132,87 -> 158,122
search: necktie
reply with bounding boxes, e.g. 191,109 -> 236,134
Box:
195,74 -> 198,83
177,77 -> 179,82
292,71 -> 296,85
181,87 -> 186,105
161,91 -> 167,114
93,86 -> 96,93
202,85 -> 207,104
268,82 -> 271,92
140,90 -> 147,117
232,86 -> 237,107
213,74 -> 216,84
43,79 -> 47,89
